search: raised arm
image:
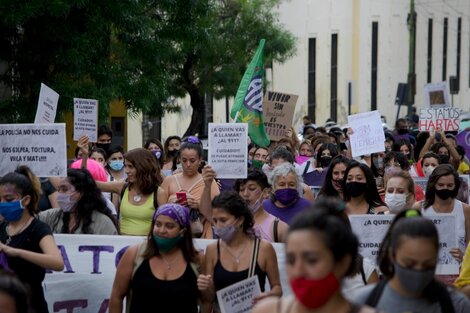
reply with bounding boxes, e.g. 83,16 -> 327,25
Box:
199,165 -> 217,222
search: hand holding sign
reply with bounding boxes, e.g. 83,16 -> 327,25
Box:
202,165 -> 217,187
77,135 -> 90,156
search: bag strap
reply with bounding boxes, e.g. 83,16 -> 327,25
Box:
273,218 -> 280,243
120,182 -> 129,202
302,161 -> 311,175
359,257 -> 367,285
248,238 -> 260,278
364,279 -> 387,307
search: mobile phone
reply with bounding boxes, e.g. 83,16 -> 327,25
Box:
176,192 -> 187,204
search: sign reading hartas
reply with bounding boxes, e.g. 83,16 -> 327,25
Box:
216,275 -> 261,313
349,214 -> 459,275
423,82 -> 450,108
262,91 -> 298,141
208,123 -> 248,179
347,110 -> 385,158
0,124 -> 67,177
418,108 -> 461,132
34,83 -> 59,123
73,98 -> 98,142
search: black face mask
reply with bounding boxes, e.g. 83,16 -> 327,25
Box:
96,143 -> 111,154
168,150 -> 179,157
320,156 -> 332,168
439,154 -> 450,164
397,129 -> 409,135
345,182 -> 367,198
435,188 -> 455,200
340,142 -> 348,151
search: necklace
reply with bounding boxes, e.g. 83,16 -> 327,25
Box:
224,243 -> 247,264
133,194 -> 142,202
5,217 -> 33,245
160,254 -> 178,270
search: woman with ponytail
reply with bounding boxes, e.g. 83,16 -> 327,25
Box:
0,166 -> 64,313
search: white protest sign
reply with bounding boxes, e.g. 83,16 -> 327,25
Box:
418,108 -> 461,131
73,98 -> 99,142
423,82 -> 450,108
347,110 -> 385,158
34,83 -> 59,123
216,276 -> 261,313
349,214 -> 459,275
208,123 -> 248,179
44,235 -> 290,313
0,124 -> 67,177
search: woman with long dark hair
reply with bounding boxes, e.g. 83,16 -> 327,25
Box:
317,155 -> 351,200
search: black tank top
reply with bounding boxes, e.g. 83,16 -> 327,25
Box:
213,240 -> 267,292
130,259 -> 198,313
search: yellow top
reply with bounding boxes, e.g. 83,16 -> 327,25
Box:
455,243 -> 470,288
119,187 -> 155,236
458,161 -> 470,175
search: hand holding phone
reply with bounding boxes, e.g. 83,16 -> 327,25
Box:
176,192 -> 187,205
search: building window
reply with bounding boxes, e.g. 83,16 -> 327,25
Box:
456,17 -> 461,91
371,22 -> 378,111
427,18 -> 433,83
308,38 -> 316,123
442,17 -> 448,81
198,92 -> 213,137
330,34 -> 338,122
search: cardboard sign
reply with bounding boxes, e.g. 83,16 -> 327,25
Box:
424,82 -> 450,108
73,98 -> 99,142
216,276 -> 261,313
418,108 -> 461,131
208,123 -> 248,179
34,83 -> 59,123
347,110 -> 385,157
349,214 -> 459,274
262,91 -> 298,141
0,124 -> 67,177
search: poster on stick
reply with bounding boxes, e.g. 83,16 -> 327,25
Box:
34,83 -> 59,124
216,275 -> 261,313
0,123 -> 67,177
262,91 -> 298,141
418,108 -> 461,132
347,110 -> 385,158
208,123 -> 248,179
73,98 -> 98,142
423,82 -> 450,108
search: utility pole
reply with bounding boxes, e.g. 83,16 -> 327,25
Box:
407,0 -> 416,116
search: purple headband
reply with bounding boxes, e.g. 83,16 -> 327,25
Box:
153,203 -> 190,229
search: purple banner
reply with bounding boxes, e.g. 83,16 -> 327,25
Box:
457,131 -> 470,160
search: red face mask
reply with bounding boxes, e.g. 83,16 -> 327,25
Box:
290,272 -> 340,309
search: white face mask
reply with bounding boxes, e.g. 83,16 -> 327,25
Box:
385,193 -> 408,214
423,166 -> 436,178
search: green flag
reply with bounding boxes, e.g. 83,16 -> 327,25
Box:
230,39 -> 270,147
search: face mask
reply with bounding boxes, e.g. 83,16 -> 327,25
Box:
96,143 -> 111,153
109,160 -> 124,171
423,166 -> 436,178
332,179 -> 343,192
213,221 -> 238,243
0,198 -> 25,221
397,129 -> 408,135
168,150 -> 179,157
373,157 -> 384,169
295,155 -> 310,165
290,273 -> 340,309
435,188 -> 454,200
57,193 -> 78,212
340,142 -> 348,151
153,234 -> 182,253
385,193 -> 407,213
251,159 -> 264,169
152,150 -> 162,160
394,262 -> 434,295
345,182 -> 367,198
248,194 -> 264,214
439,154 -> 450,164
320,156 -> 332,168
274,188 -> 299,205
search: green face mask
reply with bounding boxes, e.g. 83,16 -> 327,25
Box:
251,159 -> 264,169
153,234 -> 182,253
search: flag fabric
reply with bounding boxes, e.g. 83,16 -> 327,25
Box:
230,39 -> 270,147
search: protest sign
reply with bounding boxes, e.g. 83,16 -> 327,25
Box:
216,276 -> 261,313
0,124 -> 67,177
34,83 -> 59,123
43,235 -> 290,313
418,108 -> 461,131
347,110 -> 385,157
262,91 -> 298,141
73,98 -> 98,142
208,123 -> 248,179
413,177 -> 428,194
457,130 -> 470,160
423,82 -> 450,108
349,214 -> 458,274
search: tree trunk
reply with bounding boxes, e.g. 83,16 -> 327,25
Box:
182,55 -> 205,137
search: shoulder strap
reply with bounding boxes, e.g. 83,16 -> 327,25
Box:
364,279 -> 387,307
248,238 -> 260,278
273,218 -> 280,243
120,182 -> 129,201
302,161 -> 311,175
174,174 -> 182,190
359,258 -> 367,285
187,176 -> 204,193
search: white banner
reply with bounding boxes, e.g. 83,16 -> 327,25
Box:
44,235 -> 290,313
208,123 -> 248,179
347,111 -> 385,158
0,124 -> 67,177
73,98 -> 98,142
34,83 -> 59,124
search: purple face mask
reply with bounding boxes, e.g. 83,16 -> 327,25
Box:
295,155 -> 311,165
274,188 -> 299,205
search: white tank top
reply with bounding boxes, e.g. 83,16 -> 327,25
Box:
422,200 -> 466,253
